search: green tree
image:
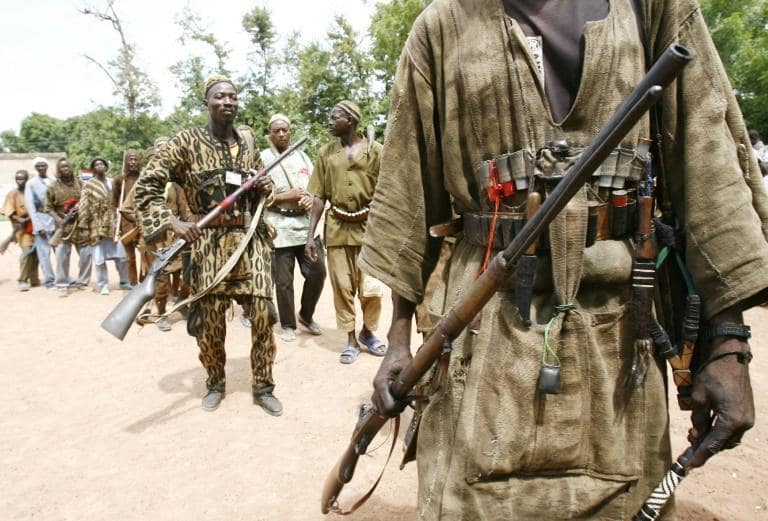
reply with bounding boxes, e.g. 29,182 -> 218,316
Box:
64,109 -> 168,172
369,0 -> 430,92
166,6 -> 233,132
238,6 -> 279,143
0,130 -> 21,153
367,0 -> 430,131
282,16 -> 376,154
18,114 -> 69,152
167,55 -> 208,132
6,109 -> 166,172
175,8 -> 231,75
0,114 -> 69,153
700,0 -> 768,132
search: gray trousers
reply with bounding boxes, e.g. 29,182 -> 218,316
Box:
55,242 -> 93,288
33,233 -> 55,285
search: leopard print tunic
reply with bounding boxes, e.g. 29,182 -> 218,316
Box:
134,124 -> 273,298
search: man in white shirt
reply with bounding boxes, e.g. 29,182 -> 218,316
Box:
24,157 -> 56,287
263,114 -> 325,342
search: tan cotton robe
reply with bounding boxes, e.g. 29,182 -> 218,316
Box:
359,0 -> 768,519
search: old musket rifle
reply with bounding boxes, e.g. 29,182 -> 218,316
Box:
114,150 -> 128,243
321,43 -> 694,515
0,220 -> 26,254
100,136 -> 308,340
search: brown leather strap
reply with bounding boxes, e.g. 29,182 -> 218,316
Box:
442,207 -> 635,250
429,217 -> 464,238
189,213 -> 245,227
329,414 -> 401,515
266,206 -> 307,217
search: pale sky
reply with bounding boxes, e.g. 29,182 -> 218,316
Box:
0,0 -> 376,133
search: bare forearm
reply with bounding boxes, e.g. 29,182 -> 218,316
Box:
272,189 -> 302,205
388,293 -> 416,354
306,197 -> 324,239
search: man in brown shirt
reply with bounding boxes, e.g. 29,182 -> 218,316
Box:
112,149 -> 142,285
46,158 -> 91,295
305,100 -> 386,364
1,170 -> 38,290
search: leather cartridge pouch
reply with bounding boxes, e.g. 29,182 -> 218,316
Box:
463,211 -> 524,250
194,168 -> 250,218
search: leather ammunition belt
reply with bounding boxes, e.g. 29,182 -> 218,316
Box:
463,212 -> 525,250
189,213 -> 245,228
267,206 -> 308,217
437,204 -> 638,250
476,147 -> 649,192
330,205 -> 370,223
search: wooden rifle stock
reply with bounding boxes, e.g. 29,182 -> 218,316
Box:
49,205 -> 80,248
114,150 -> 127,243
0,222 -> 22,254
100,137 -> 308,340
322,43 -> 694,514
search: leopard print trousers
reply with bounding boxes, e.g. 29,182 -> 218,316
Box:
195,294 -> 277,393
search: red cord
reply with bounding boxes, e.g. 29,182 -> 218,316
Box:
481,160 -> 503,274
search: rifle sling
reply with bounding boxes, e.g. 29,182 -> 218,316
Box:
329,415 -> 400,516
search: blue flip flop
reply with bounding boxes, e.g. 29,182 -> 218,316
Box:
340,346 -> 361,364
358,334 -> 387,357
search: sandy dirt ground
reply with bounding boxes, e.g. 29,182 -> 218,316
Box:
0,220 -> 765,521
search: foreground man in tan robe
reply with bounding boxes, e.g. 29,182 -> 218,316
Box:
360,0 -> 768,519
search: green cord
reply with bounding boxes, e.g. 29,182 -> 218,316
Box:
542,304 -> 575,366
656,245 -> 696,296
655,217 -> 697,296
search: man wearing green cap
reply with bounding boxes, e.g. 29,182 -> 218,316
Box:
305,101 -> 387,364
135,75 -> 282,415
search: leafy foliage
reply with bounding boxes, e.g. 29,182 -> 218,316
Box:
166,6 -> 232,132
238,5 -> 279,146
700,0 -> 768,133
278,16 -> 378,155
0,0 -> 432,161
369,0 -> 430,92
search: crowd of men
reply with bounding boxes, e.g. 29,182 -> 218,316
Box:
3,1 -> 768,515
3,155 -> 131,295
1,78 -> 388,416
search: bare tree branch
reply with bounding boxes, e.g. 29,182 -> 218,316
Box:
81,1 -> 128,51
83,54 -> 119,88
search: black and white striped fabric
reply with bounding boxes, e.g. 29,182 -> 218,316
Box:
632,459 -> 687,521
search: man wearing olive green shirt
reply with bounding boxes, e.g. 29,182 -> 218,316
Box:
305,100 -> 387,364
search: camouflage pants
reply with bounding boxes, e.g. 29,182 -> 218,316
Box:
193,294 -> 277,393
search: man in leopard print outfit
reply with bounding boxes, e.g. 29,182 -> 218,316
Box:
134,75 -> 280,415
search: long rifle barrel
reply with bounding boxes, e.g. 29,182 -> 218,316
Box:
322,43 -> 694,514
394,43 -> 693,396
